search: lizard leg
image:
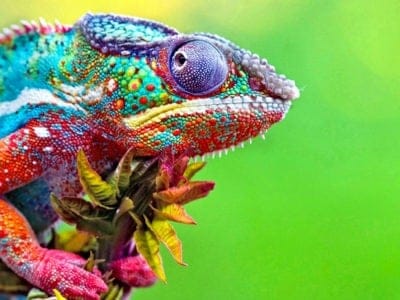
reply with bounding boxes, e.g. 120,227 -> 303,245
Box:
0,128 -> 45,195
0,114 -> 109,298
0,198 -> 108,299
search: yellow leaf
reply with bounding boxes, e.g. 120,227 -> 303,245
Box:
56,230 -> 92,253
153,203 -> 196,225
134,229 -> 166,282
145,216 -> 186,266
53,289 -> 67,300
77,150 -> 116,207
183,161 -> 206,181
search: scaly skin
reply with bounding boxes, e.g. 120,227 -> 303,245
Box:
0,14 -> 299,298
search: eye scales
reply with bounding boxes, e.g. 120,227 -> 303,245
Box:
0,13 -> 300,299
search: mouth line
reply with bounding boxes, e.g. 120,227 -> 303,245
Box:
123,95 -> 292,128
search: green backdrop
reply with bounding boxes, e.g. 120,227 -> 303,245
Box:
1,0 -> 399,299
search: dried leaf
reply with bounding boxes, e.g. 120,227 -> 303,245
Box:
153,181 -> 215,205
50,194 -> 109,221
134,229 -> 166,282
77,150 -> 116,207
145,216 -> 186,266
152,203 -> 196,225
50,194 -> 94,224
50,194 -> 114,236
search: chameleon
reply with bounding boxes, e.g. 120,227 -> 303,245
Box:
0,13 -> 299,299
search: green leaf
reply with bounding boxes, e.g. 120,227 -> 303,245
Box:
77,150 -> 116,208
152,203 -> 196,225
27,288 -> 49,299
145,216 -> 186,266
134,228 -> 166,282
153,181 -> 215,205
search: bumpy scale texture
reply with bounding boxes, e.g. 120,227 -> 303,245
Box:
0,13 -> 299,299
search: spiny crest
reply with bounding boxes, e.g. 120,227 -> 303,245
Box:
0,18 -> 72,44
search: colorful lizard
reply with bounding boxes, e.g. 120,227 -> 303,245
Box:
0,13 -> 299,299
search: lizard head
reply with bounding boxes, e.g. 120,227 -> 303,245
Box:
79,14 -> 300,157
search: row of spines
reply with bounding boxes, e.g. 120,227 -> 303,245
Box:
0,18 -> 72,44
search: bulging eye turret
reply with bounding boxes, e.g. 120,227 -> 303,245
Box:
169,40 -> 228,95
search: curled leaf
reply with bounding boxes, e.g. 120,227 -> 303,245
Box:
134,229 -> 166,282
153,181 -> 215,205
77,150 -> 116,208
145,216 -> 186,266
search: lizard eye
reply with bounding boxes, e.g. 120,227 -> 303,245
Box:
170,40 -> 228,95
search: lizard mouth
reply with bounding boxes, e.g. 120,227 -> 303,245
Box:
123,94 -> 292,157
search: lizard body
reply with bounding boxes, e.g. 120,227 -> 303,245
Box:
0,14 -> 299,299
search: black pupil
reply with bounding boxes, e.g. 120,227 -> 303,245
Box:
175,53 -> 187,66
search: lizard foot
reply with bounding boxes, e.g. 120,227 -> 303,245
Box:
32,248 -> 108,299
108,255 -> 157,287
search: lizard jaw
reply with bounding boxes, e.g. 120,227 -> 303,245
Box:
123,95 -> 291,157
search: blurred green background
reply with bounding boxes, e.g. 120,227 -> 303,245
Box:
1,0 -> 399,299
